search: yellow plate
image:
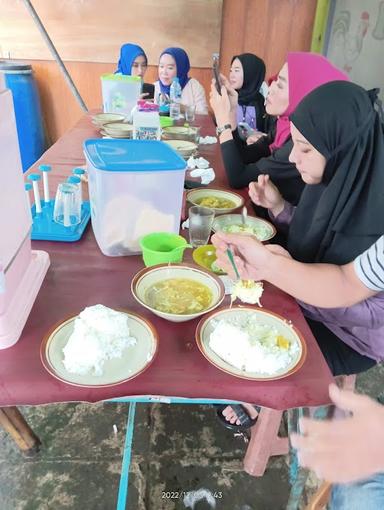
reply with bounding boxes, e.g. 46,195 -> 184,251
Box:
192,245 -> 226,275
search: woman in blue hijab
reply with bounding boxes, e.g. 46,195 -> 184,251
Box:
116,43 -> 154,98
155,47 -> 208,114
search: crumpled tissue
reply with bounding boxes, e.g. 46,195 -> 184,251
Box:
199,135 -> 217,144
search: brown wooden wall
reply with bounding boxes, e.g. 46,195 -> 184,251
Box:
26,0 -> 317,142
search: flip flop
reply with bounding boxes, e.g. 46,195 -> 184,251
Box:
215,404 -> 260,432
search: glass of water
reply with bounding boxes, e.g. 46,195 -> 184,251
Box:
188,206 -> 215,247
185,104 -> 196,123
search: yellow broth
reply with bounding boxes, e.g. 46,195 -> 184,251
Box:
145,278 -> 212,314
196,196 -> 236,209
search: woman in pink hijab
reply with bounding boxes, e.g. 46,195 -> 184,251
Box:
210,53 -> 349,432
210,52 -> 349,207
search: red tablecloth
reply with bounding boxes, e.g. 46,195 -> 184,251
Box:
0,114 -> 333,408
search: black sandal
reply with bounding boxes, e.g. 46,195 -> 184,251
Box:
215,404 -> 260,432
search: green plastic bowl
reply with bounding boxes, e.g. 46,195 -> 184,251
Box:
140,232 -> 190,267
160,116 -> 174,128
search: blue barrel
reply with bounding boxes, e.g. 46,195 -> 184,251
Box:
0,61 -> 45,172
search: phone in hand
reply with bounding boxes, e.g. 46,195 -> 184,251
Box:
238,121 -> 256,140
184,179 -> 207,189
212,53 -> 222,95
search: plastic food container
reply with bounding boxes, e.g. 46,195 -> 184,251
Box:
84,139 -> 187,256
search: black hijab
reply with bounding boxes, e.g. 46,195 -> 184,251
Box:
232,53 -> 266,115
287,81 -> 384,265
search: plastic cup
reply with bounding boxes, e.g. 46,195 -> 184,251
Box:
188,206 -> 215,247
140,232 -> 190,267
185,105 -> 196,123
53,183 -> 81,227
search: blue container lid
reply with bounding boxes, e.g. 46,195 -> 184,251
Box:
83,139 -> 186,172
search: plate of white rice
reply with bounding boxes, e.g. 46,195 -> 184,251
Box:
195,306 -> 306,380
41,304 -> 158,387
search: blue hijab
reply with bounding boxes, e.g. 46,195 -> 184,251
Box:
116,43 -> 147,75
159,47 -> 190,95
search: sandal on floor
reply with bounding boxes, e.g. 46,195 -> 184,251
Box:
215,404 -> 260,432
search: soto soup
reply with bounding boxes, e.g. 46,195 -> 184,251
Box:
196,196 -> 236,209
145,278 -> 212,315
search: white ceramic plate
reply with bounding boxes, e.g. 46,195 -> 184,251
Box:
92,113 -> 126,126
131,263 -> 225,323
186,188 -> 244,215
100,129 -> 132,139
41,310 -> 158,387
162,126 -> 199,142
164,139 -> 198,155
196,306 -> 306,380
212,214 -> 276,241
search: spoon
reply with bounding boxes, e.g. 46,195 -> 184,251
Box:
241,206 -> 247,226
226,248 -> 241,280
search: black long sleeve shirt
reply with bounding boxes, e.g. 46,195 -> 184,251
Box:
220,129 -> 305,205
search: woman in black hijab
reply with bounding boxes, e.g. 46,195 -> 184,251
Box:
229,53 -> 267,134
250,81 -> 384,376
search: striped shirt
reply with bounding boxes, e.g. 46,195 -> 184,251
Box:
354,235 -> 384,291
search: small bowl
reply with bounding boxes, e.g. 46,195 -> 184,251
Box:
131,264 -> 225,323
92,113 -> 126,127
162,126 -> 200,143
192,245 -> 226,275
186,188 -> 244,215
164,139 -> 198,158
212,214 -> 276,242
103,122 -> 134,135
140,232 -> 190,267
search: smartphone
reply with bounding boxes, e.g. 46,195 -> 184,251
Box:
238,122 -> 256,140
212,53 -> 222,95
184,179 -> 207,189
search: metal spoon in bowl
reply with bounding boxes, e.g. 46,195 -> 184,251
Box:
241,206 -> 247,226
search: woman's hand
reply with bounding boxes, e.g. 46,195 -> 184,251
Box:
219,74 -> 239,112
246,132 -> 267,145
291,384 -> 384,483
248,175 -> 285,216
211,232 -> 271,281
209,81 -> 231,127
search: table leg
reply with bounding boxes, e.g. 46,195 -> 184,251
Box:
0,406 -> 41,456
243,407 -> 289,477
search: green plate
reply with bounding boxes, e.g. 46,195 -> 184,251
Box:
192,245 -> 226,275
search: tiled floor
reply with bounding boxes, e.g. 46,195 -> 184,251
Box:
0,363 -> 382,510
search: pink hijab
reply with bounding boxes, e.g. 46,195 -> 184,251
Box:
269,52 -> 349,151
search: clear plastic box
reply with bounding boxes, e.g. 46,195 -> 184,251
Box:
84,139 -> 187,256
100,74 -> 141,121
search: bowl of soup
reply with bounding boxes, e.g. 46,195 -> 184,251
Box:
212,214 -> 276,242
131,264 -> 225,322
186,189 -> 244,214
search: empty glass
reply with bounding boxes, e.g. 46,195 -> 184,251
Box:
188,206 -> 215,247
53,183 -> 81,227
185,104 -> 196,123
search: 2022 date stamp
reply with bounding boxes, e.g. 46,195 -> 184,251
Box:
161,491 -> 223,499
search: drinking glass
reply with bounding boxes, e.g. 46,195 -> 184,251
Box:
188,206 -> 215,247
53,183 -> 81,227
185,104 -> 196,123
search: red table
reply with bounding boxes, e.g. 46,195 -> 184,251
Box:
0,113 -> 333,409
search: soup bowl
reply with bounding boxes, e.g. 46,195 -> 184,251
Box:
131,264 -> 225,322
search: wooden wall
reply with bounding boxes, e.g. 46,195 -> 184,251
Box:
8,0 -> 317,142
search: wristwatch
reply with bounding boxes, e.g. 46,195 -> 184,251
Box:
216,123 -> 232,136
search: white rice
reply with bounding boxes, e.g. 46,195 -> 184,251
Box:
62,304 -> 137,376
209,315 -> 299,374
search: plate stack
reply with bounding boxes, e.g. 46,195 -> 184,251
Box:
101,122 -> 134,139
164,139 -> 197,159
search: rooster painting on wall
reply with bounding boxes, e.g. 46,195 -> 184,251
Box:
330,10 -> 370,72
